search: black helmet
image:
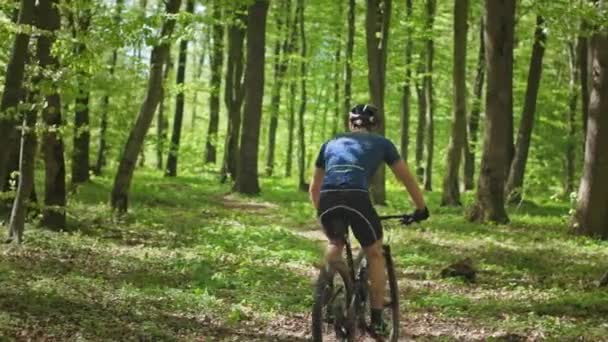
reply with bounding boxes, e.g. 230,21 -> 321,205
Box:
349,104 -> 377,128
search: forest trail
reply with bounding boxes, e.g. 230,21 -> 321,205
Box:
2,174 -> 607,341
212,194 -> 524,341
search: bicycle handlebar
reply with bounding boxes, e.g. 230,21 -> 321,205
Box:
378,215 -> 404,220
378,214 -> 419,225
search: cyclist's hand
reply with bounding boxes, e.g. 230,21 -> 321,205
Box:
400,207 -> 429,225
412,207 -> 430,222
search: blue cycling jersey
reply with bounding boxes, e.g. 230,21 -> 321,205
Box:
314,132 -> 401,191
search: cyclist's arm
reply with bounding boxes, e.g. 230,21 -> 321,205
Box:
389,159 -> 426,210
309,167 -> 325,210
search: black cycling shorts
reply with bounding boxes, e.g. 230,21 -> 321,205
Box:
317,190 -> 383,247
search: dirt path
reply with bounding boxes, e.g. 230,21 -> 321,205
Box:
210,195 -> 518,341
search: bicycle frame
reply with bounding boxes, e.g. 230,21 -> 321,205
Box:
312,214 -> 410,341
342,215 -> 398,283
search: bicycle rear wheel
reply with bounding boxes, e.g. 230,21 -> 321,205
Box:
312,261 -> 356,342
354,246 -> 400,342
383,245 -> 400,342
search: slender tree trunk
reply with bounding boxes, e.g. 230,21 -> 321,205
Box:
204,0 -> 224,164
320,89 -> 330,140
37,0 -> 67,229
441,0 -> 469,206
400,0 -> 413,160
96,92 -> 111,175
72,91 -> 90,183
468,0 -> 515,224
296,0 -> 307,191
165,0 -> 195,176
191,42 -> 205,130
71,8 -> 92,184
565,42 -> 578,195
505,16 -> 546,203
343,0 -> 355,131
0,0 -> 35,192
285,68 -> 296,177
573,16 -> 608,238
284,7 -> 300,178
306,94 -> 320,168
365,0 -> 391,204
234,0 -> 269,194
265,0 -> 292,177
111,0 -> 182,212
7,94 -> 37,244
94,0 -> 123,176
137,0 -> 149,168
220,8 -> 246,183
156,54 -> 173,171
578,20 -> 590,146
464,17 -> 485,191
421,0 -> 435,192
415,64 -> 426,182
331,33 -> 342,137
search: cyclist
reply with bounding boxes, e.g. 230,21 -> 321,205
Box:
309,104 -> 429,337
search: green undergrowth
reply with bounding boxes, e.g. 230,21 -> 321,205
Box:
1,169 -> 608,340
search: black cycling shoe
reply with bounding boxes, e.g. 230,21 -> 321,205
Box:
369,319 -> 390,340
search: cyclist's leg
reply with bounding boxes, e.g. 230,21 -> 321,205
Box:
325,239 -> 344,264
364,239 -> 386,310
318,192 -> 348,264
342,192 -> 385,309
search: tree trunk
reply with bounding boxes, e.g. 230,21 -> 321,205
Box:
7,94 -> 37,244
265,0 -> 292,177
94,0 -> 123,176
423,0 -> 435,192
414,65 -> 426,182
320,90 -> 330,140
220,8 -> 246,183
331,32 -> 342,137
204,0 -> 224,165
308,86 -> 325,148
71,8 -> 92,184
505,16 -> 546,203
0,0 -> 35,192
111,0 -> 182,212
578,20 -> 590,146
72,91 -> 90,183
285,67 -> 296,177
574,18 -> 608,238
296,0 -> 307,192
366,0 -> 391,204
191,38 -> 206,130
441,0 -> 469,206
234,0 -> 269,194
136,0 -> 148,169
565,42 -> 578,195
343,0 -> 355,131
37,0 -> 67,230
468,0 -> 515,224
156,54 -> 173,171
165,0 -> 195,176
332,0 -> 343,138
400,0 -> 413,161
464,17 -> 485,191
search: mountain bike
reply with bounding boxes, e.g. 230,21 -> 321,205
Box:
311,214 -> 416,342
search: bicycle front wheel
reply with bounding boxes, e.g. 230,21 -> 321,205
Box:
312,261 -> 356,342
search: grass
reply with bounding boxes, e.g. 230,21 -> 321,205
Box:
1,169 -> 607,340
